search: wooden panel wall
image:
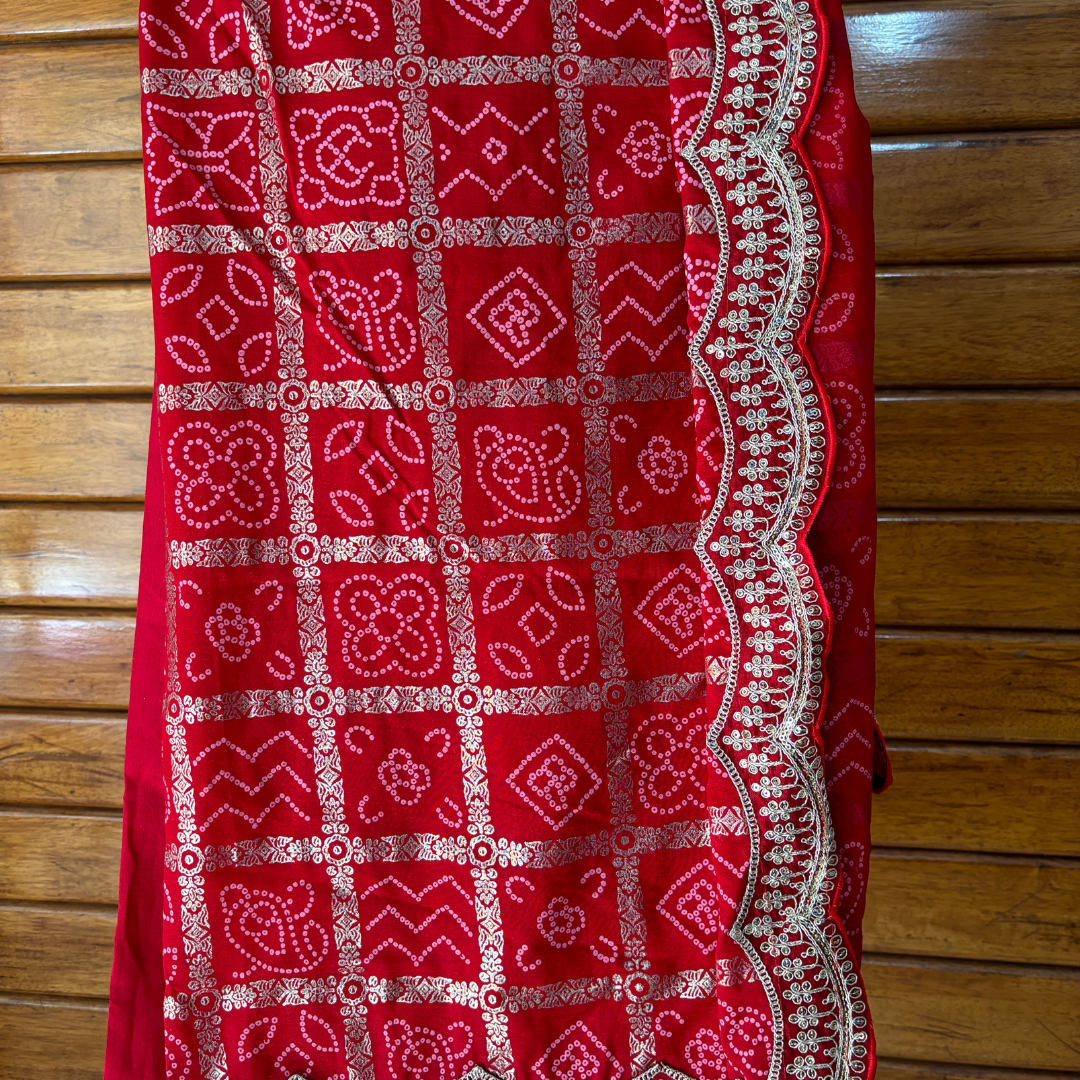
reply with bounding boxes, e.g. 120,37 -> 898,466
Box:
852,2 -> 1080,1078
0,1 -> 1077,1078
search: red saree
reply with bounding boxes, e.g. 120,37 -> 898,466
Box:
107,0 -> 884,1076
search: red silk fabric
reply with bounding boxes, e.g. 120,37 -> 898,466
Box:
108,0 -> 881,1077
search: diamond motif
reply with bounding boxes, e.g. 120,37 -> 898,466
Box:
633,563 -> 704,658
442,0 -> 536,39
658,859 -> 719,951
532,1021 -> 624,1080
467,268 -> 567,368
505,734 -> 602,829
519,602 -> 558,645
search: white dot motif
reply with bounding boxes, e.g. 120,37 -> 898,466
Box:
144,103 -> 260,217
285,0 -> 381,47
631,705 -> 707,816
311,268 -> 418,374
219,880 -> 330,980
473,423 -> 582,527
290,104 -> 406,211
166,420 -> 281,530
334,572 -> 443,679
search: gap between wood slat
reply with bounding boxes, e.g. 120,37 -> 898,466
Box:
0,0 -> 137,43
872,846 -> 1080,871
0,805 -> 122,820
865,951 -> 1080,979
877,1059 -> 1079,1080
0,991 -> 108,1009
0,898 -> 117,917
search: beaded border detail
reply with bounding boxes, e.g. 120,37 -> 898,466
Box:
681,2 -> 871,1080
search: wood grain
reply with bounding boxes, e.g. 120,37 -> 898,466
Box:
875,264 -> 1080,388
0,996 -> 107,1080
877,513 -> 1080,630
4,2 -> 1078,153
876,391 -> 1080,509
873,129 -> 1080,263
876,629 -> 1080,744
0,905 -> 115,998
0,854 -> 1070,1021
0,141 -> 1074,277
0,0 -> 136,41
877,1061 -> 1078,1080
2,268 -> 1075,395
0,400 -> 149,499
1,849 -> 1068,1014
0,164 -> 148,280
864,954 -> 1080,1071
0,714 -> 126,807
0,42 -> 140,163
846,0 -> 1080,134
3,269 -> 1076,396
7,393 -> 1080,510
0,507 -> 142,607
865,850 -> 1080,966
0,811 -> 120,904
4,511 -> 1074,621
0,283 -> 153,393
0,615 -> 134,709
873,741 -> 1080,856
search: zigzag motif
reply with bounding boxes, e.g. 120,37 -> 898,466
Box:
358,875 -> 476,968
438,165 -> 557,202
602,326 -> 688,364
430,103 -> 551,136
580,7 -> 665,39
201,793 -> 313,829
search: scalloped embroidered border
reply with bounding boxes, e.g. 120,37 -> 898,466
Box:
682,2 -> 872,1080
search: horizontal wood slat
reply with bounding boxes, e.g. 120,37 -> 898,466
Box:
865,850 -> 1080,967
1,139 -> 1075,280
0,714 -> 126,807
0,400 -> 149,499
0,164 -> 147,280
6,2 -> 1079,155
873,741 -> 1080,856
10,618 -> 1078,748
876,391 -> 1080,509
877,1061 -> 1078,1080
0,996 -> 107,1080
875,264 -> 1080,387
877,513 -> 1080,630
5,267 -> 1079,395
0,284 -> 154,393
0,615 -> 134,709
864,955 -> 1080,1071
0,507 -> 143,607
846,0 -> 1080,134
0,811 -> 120,904
8,394 -> 1079,509
11,850 -> 1071,1005
3,510 -> 1074,624
876,629 -> 1080,744
0,42 -> 140,163
0,855 -> 1074,1036
0,856 -> 1071,1012
0,906 -> 115,998
873,129 -> 1080,263
0,0 -> 136,42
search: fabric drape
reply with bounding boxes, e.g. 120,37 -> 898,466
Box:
107,0 -> 883,1076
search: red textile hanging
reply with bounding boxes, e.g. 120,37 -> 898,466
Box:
107,0 -> 883,1076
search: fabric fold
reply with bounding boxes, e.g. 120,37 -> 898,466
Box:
107,0 -> 879,1075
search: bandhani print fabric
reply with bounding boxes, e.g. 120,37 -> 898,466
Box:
106,0 -> 885,1076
